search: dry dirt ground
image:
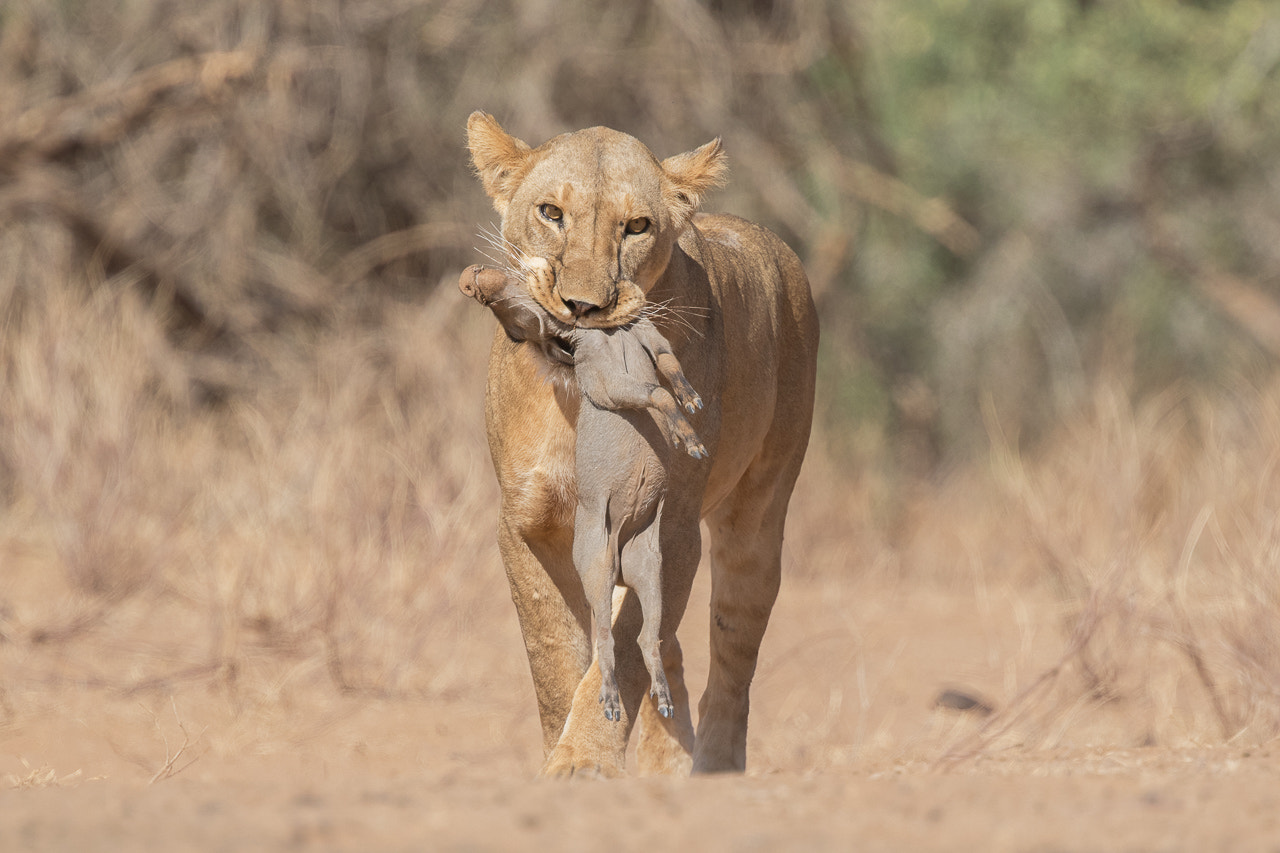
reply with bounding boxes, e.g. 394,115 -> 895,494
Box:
4,557 -> 1279,853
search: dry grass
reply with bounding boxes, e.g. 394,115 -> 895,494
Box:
915,379 -> 1280,757
5,758 -> 87,790
0,275 -> 504,705
746,367 -> 1280,768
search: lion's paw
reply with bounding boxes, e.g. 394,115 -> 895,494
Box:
541,748 -> 624,780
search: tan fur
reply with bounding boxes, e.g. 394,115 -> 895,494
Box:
467,111 -> 819,776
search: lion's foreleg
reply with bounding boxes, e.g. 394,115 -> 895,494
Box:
540,589 -> 648,778
496,516 -> 594,758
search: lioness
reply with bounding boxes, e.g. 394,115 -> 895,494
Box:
467,111 -> 818,776
459,260 -> 707,725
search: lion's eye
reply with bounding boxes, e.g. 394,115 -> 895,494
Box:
625,217 -> 650,235
539,203 -> 563,223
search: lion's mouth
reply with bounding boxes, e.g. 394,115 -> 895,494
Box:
528,284 -> 641,332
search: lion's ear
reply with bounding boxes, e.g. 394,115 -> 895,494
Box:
467,111 -> 535,216
661,138 -> 728,225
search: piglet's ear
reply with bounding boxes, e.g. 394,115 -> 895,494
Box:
661,138 -> 728,227
467,111 -> 536,216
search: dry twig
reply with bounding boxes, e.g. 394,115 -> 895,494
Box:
146,697 -> 205,785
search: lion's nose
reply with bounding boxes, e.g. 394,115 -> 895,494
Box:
563,298 -> 601,318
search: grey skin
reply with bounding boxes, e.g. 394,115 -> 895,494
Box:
459,264 -> 707,721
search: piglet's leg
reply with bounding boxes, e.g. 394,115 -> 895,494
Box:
625,523 -> 673,719
574,510 -> 624,723
629,323 -> 703,415
652,352 -> 703,415
578,361 -> 707,459
644,387 -> 708,460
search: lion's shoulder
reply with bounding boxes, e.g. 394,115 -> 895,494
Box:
689,212 -> 798,262
685,212 -> 808,304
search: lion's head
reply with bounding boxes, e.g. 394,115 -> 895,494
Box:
467,111 -> 727,329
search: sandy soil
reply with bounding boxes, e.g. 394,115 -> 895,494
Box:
4,562 -> 1279,853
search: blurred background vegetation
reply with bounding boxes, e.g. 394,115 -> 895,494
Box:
3,0 -> 1278,473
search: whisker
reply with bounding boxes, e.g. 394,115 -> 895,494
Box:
644,311 -> 695,338
641,298 -> 706,338
475,245 -> 514,271
476,229 -> 514,267
666,311 -> 702,337
646,297 -> 709,317
659,300 -> 710,320
477,222 -> 506,248
477,224 -> 537,274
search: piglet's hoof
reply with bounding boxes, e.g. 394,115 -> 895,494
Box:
600,689 -> 623,723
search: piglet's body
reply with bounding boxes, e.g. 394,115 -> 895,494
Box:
458,263 -> 706,721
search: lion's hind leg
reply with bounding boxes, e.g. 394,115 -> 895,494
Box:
695,419 -> 812,773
